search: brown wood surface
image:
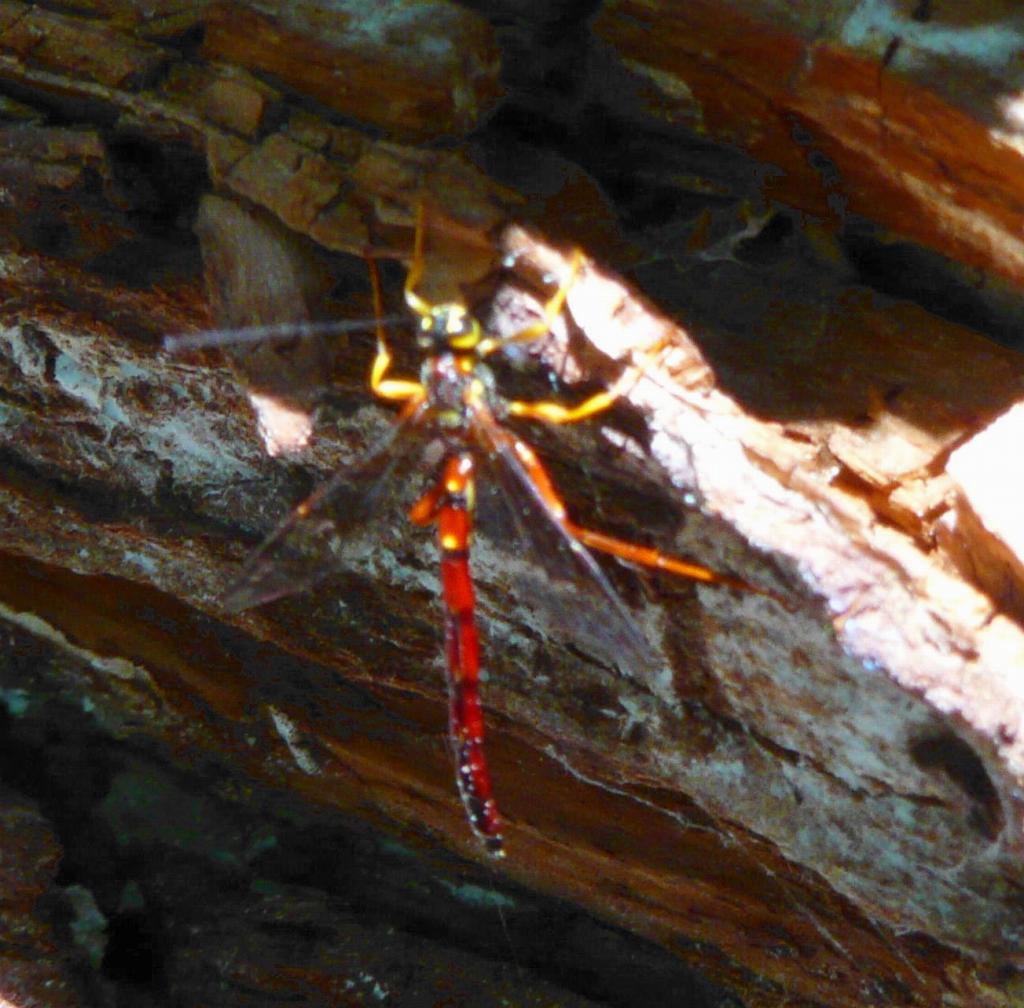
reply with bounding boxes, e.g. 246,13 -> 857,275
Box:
2,2 -> 1024,1006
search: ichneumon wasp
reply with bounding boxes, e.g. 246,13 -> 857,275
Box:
170,199 -> 769,856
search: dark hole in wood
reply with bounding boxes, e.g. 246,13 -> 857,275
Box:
909,731 -> 1003,841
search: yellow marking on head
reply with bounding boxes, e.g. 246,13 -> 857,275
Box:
445,477 -> 461,493
445,307 -> 468,334
441,532 -> 460,550
449,331 -> 479,350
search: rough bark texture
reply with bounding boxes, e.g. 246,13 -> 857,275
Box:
2,2 -> 1024,1006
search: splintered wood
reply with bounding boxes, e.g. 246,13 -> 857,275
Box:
4,1 -> 1024,1006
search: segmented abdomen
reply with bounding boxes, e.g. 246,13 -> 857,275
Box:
434,453 -> 503,855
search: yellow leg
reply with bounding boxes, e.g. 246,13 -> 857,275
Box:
483,244 -> 626,423
478,249 -> 584,357
366,250 -> 424,403
404,197 -> 432,319
370,348 -> 424,402
507,356 -> 646,425
507,387 -> 616,424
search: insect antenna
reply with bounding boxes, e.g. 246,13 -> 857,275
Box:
163,314 -> 407,353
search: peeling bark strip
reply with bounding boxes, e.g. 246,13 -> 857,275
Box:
3,0 -> 1024,1005
0,1 -> 169,88
203,1 -> 503,140
596,0 -> 1024,290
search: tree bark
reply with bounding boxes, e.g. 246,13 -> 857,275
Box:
2,2 -> 1024,1006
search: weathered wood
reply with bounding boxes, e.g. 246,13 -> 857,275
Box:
2,2 -> 1024,1006
596,0 -> 1024,293
202,1 -> 502,141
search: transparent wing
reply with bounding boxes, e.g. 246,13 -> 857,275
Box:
468,405 -> 660,676
225,402 -> 435,610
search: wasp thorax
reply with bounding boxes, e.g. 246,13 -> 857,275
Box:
417,304 -> 481,351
